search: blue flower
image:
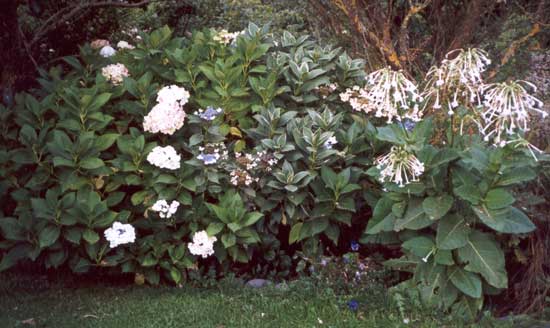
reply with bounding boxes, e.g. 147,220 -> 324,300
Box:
401,119 -> 416,132
350,240 -> 359,252
347,300 -> 359,311
197,153 -> 219,165
196,106 -> 223,121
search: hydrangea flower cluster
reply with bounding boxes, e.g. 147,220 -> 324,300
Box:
117,40 -> 135,50
99,45 -> 117,58
230,169 -> 258,186
188,231 -> 217,258
151,200 -> 180,218
423,48 -> 491,114
194,106 -> 223,121
323,136 -> 338,149
340,67 -> 422,123
104,222 -> 136,248
228,151 -> 277,187
315,83 -> 339,99
213,29 -> 243,45
480,80 -> 546,146
197,143 -> 228,165
143,85 -> 189,135
101,63 -> 129,85
146,145 -> 181,170
375,146 -> 425,187
91,39 -> 110,49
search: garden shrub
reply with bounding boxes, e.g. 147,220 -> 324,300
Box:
0,23 -> 547,320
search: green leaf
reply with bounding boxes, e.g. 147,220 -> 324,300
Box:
242,212 -> 263,226
436,215 -> 471,250
448,267 -> 482,298
221,233 -> 236,248
39,225 -> 61,248
484,189 -> 515,210
472,206 -> 535,233
131,191 -> 148,206
457,230 -> 507,289
206,222 -> 225,236
87,93 -> 112,112
83,229 -> 99,244
95,133 -> 120,151
496,167 -> 536,186
422,195 -> 453,220
170,267 -> 182,284
289,222 -> 303,244
402,236 -> 434,258
434,250 -> 454,265
454,185 -> 481,204
80,158 -> 104,170
394,199 -> 432,231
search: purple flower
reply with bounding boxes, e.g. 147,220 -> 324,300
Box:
195,106 -> 223,121
350,240 -> 359,252
401,119 -> 416,132
197,153 -> 219,165
347,300 -> 359,311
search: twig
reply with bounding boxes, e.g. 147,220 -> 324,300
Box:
17,22 -> 39,72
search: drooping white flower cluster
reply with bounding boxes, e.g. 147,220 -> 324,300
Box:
375,146 -> 425,187
340,67 -> 422,123
101,63 -> 129,85
146,145 -> 181,170
480,80 -> 547,146
213,29 -> 244,45
188,230 -> 217,258
423,48 -> 491,114
143,85 -> 189,135
104,222 -> 136,248
117,40 -> 135,50
197,143 -> 228,165
151,199 -> 180,218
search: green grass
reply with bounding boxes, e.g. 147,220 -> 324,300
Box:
0,271 -> 532,328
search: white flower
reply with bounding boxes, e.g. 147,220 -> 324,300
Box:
117,40 -> 135,50
151,199 -> 180,218
143,102 -> 187,135
156,85 -> 190,107
376,146 -> 424,187
146,146 -> 181,170
324,136 -> 337,149
340,67 -> 422,123
188,230 -> 217,258
101,63 -> 129,85
104,222 -> 136,248
91,39 -> 110,49
480,80 -> 546,145
99,45 -> 116,57
213,29 -> 244,45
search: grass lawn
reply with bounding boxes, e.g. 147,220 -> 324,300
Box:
0,271 -> 541,328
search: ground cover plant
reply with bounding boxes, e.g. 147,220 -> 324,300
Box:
0,21 -> 548,323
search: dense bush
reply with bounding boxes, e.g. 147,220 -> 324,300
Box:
0,23 -> 547,320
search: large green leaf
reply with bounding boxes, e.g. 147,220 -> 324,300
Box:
394,199 -> 432,231
422,194 -> 453,220
436,215 -> 470,250
402,236 -> 434,258
484,189 -> 515,210
496,167 -> 536,186
457,231 -> 507,289
448,267 -> 482,298
472,206 -> 535,234
39,225 -> 61,248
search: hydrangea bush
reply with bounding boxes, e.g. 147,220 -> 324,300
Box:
0,23 -> 547,319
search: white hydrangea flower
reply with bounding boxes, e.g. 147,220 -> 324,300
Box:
143,102 -> 187,135
99,45 -> 116,57
156,85 -> 190,107
324,136 -> 338,149
101,63 -> 129,85
117,40 -> 135,50
340,67 -> 422,123
480,80 -> 547,145
146,145 -> 181,170
104,222 -> 136,248
151,199 -> 180,218
375,146 -> 424,187
188,230 -> 217,258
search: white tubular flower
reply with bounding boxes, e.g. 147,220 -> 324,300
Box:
375,146 -> 425,187
117,40 -> 135,50
503,136 -> 544,162
99,45 -> 117,57
151,199 -> 180,218
104,222 -> 136,248
340,67 -> 422,123
156,85 -> 190,107
188,231 -> 217,258
101,63 -> 129,85
146,146 -> 181,170
481,80 -> 547,145
143,102 -> 186,135
423,48 -> 491,111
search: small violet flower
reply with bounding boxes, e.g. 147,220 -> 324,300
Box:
350,240 -> 359,252
195,106 -> 223,121
197,153 -> 219,165
347,300 -> 359,311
